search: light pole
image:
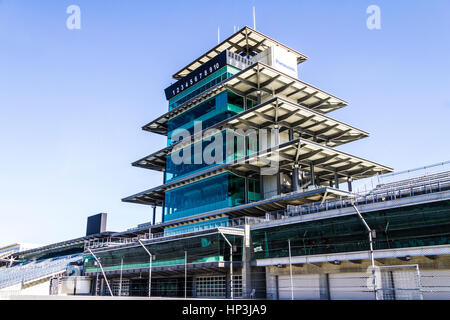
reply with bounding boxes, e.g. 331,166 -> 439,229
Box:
351,203 -> 379,300
87,248 -> 113,296
219,231 -> 234,299
137,239 -> 153,298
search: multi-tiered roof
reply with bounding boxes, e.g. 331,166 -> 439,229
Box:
122,26 -> 392,231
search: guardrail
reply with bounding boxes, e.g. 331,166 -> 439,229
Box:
84,216 -> 265,252
84,175 -> 450,252
286,176 -> 450,217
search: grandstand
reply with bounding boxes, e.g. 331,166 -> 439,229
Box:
0,254 -> 83,290
0,229 -> 112,298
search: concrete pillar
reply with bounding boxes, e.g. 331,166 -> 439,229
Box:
152,205 -> 156,225
288,128 -> 294,141
274,124 -> 279,146
310,163 -> 316,186
244,133 -> 249,157
334,172 -> 339,189
292,164 -> 300,192
347,177 -> 353,192
259,174 -> 264,200
100,278 -> 104,296
276,172 -> 281,195
319,274 -> 331,300
244,177 -> 249,203
242,224 -> 252,298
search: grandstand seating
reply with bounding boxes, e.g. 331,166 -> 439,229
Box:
373,171 -> 450,193
0,254 -> 83,290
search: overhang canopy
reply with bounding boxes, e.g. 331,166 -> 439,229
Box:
143,62 -> 348,135
172,26 -> 308,80
135,97 -> 368,172
227,138 -> 393,182
123,138 -> 392,206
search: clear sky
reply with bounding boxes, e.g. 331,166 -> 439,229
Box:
0,0 -> 449,247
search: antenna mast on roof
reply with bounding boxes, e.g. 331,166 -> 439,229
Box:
218,26 -> 220,44
253,6 -> 256,30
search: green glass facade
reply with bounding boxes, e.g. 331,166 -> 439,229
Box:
163,63 -> 260,226
164,217 -> 230,237
251,200 -> 450,259
84,233 -> 243,273
164,172 -> 260,222
167,90 -> 256,145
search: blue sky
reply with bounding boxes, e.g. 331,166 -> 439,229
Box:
0,0 -> 449,247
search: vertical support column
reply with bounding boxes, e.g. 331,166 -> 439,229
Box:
259,173 -> 264,200
184,251 -> 187,299
95,268 -> 99,296
152,205 -> 156,226
273,124 -> 279,146
256,64 -> 261,105
244,177 -> 249,204
310,163 -> 316,187
288,128 -> 294,141
276,172 -> 281,195
244,131 -> 249,157
242,223 -> 252,298
161,200 -> 165,223
347,177 -> 353,192
334,172 -> 339,189
299,169 -> 303,189
119,257 -> 123,296
288,239 -> 294,300
319,274 -> 331,300
292,164 -> 300,192
100,278 -> 104,296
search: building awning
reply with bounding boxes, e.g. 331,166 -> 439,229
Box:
143,62 -> 348,135
135,96 -> 368,172
123,187 -> 352,233
226,62 -> 348,113
142,85 -> 227,135
223,97 -> 367,146
227,138 -> 392,182
123,138 -> 392,206
172,26 -> 308,80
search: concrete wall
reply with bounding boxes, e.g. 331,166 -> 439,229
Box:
264,255 -> 450,300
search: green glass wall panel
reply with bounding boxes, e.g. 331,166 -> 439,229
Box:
167,90 -> 251,146
164,217 -> 229,236
251,200 -> 450,259
166,128 -> 249,182
164,172 -> 247,221
84,233 -> 243,273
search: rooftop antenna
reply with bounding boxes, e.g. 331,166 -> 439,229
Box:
234,25 -> 236,33
217,26 -> 220,44
253,6 -> 256,30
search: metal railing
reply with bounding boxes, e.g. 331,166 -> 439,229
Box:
84,216 -> 263,252
84,172 -> 450,252
285,175 -> 450,218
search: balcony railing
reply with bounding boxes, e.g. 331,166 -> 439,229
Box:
84,171 -> 450,252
